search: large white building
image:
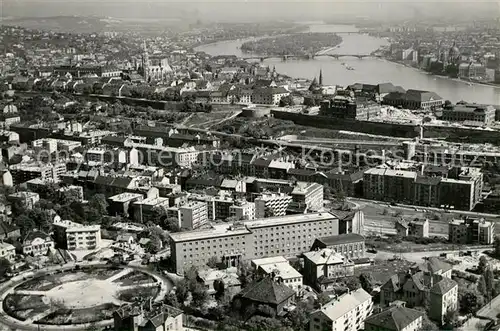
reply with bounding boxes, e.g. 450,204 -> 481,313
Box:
309,288 -> 373,331
53,219 -> 101,251
169,212 -> 339,274
229,201 -> 255,220
179,201 -> 209,230
255,193 -> 292,219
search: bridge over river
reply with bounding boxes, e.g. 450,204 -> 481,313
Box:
242,53 -> 383,62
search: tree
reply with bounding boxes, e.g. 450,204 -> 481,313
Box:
287,302 -> 309,331
89,194 -> 108,215
459,288 -> 484,314
443,308 -> 458,329
279,95 -> 294,107
190,282 -> 209,308
342,276 -> 361,291
145,238 -> 162,254
207,256 -> 219,269
478,275 -> 487,296
175,279 -> 189,304
0,258 -> 12,278
494,236 -> 500,258
484,267 -> 494,301
237,261 -> 254,288
359,273 -> 374,294
478,256 -> 488,274
414,307 -> 439,331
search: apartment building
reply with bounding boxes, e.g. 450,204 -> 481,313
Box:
7,191 -> 40,209
132,197 -> 169,223
32,138 -> 82,152
125,141 -> 199,168
363,166 -> 483,211
448,217 -> 495,245
179,201 -> 208,230
108,193 -> 144,217
214,194 -> 234,220
303,248 -> 355,291
364,305 -> 423,331
229,200 -> 256,221
255,193 -> 292,219
9,162 -> 67,184
251,86 -> 290,105
169,212 -> 339,274
290,182 -> 324,212
53,219 -> 101,250
311,233 -> 365,259
309,288 -> 373,331
189,194 -> 216,221
252,256 -> 303,293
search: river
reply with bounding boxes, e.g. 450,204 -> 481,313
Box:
196,24 -> 500,105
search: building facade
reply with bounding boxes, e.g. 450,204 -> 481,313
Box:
53,219 -> 101,250
169,212 -> 339,274
310,233 -> 365,259
309,288 -> 373,331
303,249 -> 355,291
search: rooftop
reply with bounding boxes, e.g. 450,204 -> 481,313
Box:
108,192 -> 143,203
311,288 -> 371,322
364,306 -> 423,331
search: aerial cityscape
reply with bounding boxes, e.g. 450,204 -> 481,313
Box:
0,1 -> 500,331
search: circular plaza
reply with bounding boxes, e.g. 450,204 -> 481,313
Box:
0,264 -> 170,330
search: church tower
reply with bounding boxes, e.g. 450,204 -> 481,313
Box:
319,69 -> 323,85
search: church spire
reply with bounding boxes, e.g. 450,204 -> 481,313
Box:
319,69 -> 323,86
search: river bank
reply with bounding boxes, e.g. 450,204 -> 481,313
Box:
383,57 -> 500,91
195,24 -> 500,104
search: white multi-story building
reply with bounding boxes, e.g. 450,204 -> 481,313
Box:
179,201 -> 209,230
169,212 -> 339,274
255,193 -> 292,219
303,248 -> 355,291
229,201 -> 255,220
291,182 -> 324,212
252,256 -> 303,293
53,219 -> 101,251
309,288 -> 373,331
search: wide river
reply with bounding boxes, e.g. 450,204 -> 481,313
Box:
196,24 -> 500,105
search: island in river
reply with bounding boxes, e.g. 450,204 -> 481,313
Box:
240,32 -> 342,57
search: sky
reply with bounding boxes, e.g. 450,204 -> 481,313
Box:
1,0 -> 499,21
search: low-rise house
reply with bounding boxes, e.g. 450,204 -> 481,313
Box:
309,288 -> 373,331
0,242 -> 15,262
116,234 -> 136,247
364,304 -> 424,331
22,231 -> 54,256
252,256 -> 303,293
395,218 -> 430,238
197,268 -> 241,297
238,277 -> 295,317
0,222 -> 20,240
303,249 -> 355,291
380,267 -> 458,324
113,302 -> 184,331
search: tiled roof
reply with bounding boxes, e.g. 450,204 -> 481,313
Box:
365,306 -> 423,331
240,277 -> 295,305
